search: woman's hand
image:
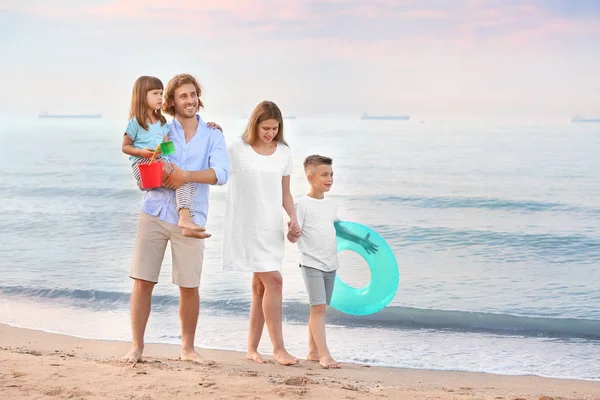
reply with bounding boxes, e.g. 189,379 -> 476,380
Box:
287,220 -> 301,241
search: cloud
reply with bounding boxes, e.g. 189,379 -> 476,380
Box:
82,0 -> 302,21
19,0 -> 600,48
3,1 -> 599,118
13,0 -> 600,84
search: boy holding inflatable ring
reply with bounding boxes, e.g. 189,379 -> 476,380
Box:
288,155 -> 378,369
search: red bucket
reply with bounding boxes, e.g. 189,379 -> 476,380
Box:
138,162 -> 163,189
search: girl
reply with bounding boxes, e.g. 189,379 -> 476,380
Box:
121,75 -> 206,237
222,101 -> 301,365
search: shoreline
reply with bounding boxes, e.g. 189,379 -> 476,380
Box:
3,320 -> 598,383
1,323 -> 599,400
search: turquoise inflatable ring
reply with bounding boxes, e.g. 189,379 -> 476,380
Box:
330,221 -> 399,316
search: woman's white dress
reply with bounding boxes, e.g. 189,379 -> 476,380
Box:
222,139 -> 293,273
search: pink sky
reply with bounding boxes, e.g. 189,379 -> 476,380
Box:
3,0 -> 600,117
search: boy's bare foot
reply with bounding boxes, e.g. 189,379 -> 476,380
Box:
306,352 -> 320,362
246,351 -> 267,364
181,348 -> 215,365
182,229 -> 211,239
319,355 -> 340,369
273,350 -> 299,366
120,347 -> 143,363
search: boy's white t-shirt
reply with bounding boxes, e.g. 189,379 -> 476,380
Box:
294,195 -> 341,272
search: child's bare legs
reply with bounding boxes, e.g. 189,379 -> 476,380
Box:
306,322 -> 320,361
248,272 -> 299,365
174,181 -> 209,238
178,208 -> 210,238
307,304 -> 340,369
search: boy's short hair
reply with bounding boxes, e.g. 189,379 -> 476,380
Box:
303,155 -> 333,171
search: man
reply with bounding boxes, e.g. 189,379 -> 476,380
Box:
121,73 -> 230,364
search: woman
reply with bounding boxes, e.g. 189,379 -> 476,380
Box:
222,100 -> 300,365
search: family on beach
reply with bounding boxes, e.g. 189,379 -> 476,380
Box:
120,74 -> 378,370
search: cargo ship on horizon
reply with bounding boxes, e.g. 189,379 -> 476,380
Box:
38,112 -> 102,119
571,115 -> 600,123
361,113 -> 410,121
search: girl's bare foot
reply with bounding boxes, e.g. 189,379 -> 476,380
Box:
181,229 -> 211,239
178,213 -> 206,232
246,351 -> 267,364
319,355 -> 340,369
120,347 -> 143,363
306,352 -> 320,362
179,220 -> 206,231
273,350 -> 299,366
181,348 -> 215,365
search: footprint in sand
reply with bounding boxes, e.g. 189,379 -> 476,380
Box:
284,376 -> 312,386
274,387 -> 309,397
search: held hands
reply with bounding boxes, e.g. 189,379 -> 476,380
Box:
206,121 -> 223,132
287,220 -> 301,243
359,233 -> 379,254
286,231 -> 298,243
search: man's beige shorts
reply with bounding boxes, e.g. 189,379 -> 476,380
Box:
130,212 -> 205,288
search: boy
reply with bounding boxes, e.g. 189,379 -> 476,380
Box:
287,155 -> 378,369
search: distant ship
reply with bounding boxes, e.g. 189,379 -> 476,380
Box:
361,113 -> 410,121
39,112 -> 102,119
571,115 -> 600,123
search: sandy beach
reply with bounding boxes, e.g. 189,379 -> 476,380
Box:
0,323 -> 598,400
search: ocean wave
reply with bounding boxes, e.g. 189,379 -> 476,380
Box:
375,225 -> 600,264
1,184 -> 228,202
342,194 -> 600,215
1,285 -> 598,340
1,185 -> 139,200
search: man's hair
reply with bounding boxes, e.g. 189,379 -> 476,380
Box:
162,73 -> 204,117
303,155 -> 333,170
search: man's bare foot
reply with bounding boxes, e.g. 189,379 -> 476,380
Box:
273,350 -> 299,366
120,347 -> 143,363
246,351 -> 267,364
319,355 -> 340,369
306,351 -> 320,362
182,229 -> 212,239
180,348 -> 215,365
